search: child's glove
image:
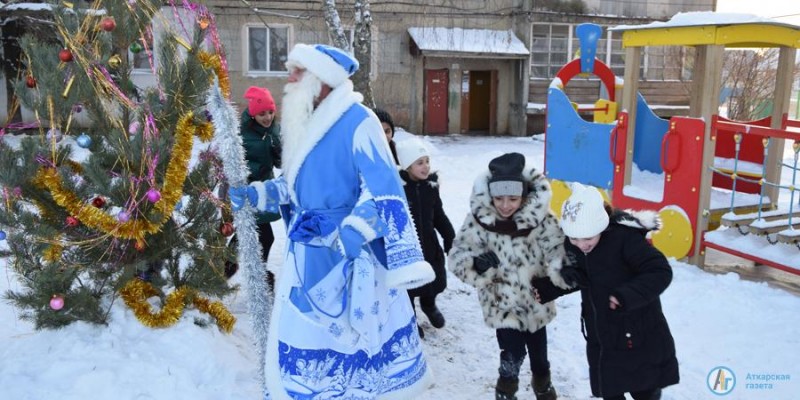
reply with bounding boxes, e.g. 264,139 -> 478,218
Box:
228,186 -> 258,211
531,277 -> 563,304
473,251 -> 500,274
561,265 -> 589,289
338,226 -> 366,260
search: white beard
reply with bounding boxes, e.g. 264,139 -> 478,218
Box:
281,73 -> 323,172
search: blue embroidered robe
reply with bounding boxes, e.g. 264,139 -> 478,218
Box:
250,81 -> 435,400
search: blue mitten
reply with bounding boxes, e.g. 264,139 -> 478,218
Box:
228,186 -> 258,211
338,226 -> 366,260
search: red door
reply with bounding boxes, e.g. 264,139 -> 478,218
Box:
424,69 -> 448,134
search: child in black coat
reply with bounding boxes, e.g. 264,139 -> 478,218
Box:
396,138 -> 455,338
533,183 -> 679,400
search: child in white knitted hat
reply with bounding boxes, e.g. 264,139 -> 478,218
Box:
532,183 -> 679,400
395,137 -> 455,338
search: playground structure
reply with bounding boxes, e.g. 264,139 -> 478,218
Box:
544,15 -> 800,274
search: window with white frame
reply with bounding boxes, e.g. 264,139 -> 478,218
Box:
246,24 -> 289,74
531,23 -> 689,81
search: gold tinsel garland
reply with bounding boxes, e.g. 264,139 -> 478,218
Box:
33,112 -> 212,243
197,51 -> 230,99
119,279 -> 235,332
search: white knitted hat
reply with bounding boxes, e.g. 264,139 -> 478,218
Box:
560,183 -> 609,238
286,44 -> 359,88
395,138 -> 430,170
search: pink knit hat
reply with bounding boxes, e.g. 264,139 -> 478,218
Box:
243,86 -> 276,116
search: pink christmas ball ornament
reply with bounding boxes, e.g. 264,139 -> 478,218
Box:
145,188 -> 161,203
128,121 -> 141,135
117,210 -> 130,222
50,295 -> 65,311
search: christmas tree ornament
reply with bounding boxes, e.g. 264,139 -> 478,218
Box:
0,230 -> 6,240
220,222 -> 234,237
25,75 -> 36,88
66,216 -> 80,227
117,210 -> 130,222
128,121 -> 141,135
92,196 -> 106,208
129,41 -> 143,54
76,133 -> 92,148
197,17 -> 210,30
62,75 -> 75,98
46,128 -> 63,143
145,188 -> 161,203
72,104 -> 82,113
100,17 -> 116,32
49,295 -> 65,311
134,240 -> 146,251
108,54 -> 122,69
58,48 -> 74,63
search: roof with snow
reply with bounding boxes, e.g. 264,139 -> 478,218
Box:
408,27 -> 529,59
610,12 -> 800,48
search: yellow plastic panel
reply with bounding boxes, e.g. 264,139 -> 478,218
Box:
651,207 -> 693,259
594,99 -> 617,123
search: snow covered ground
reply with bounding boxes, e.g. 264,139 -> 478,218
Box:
1,133 -> 799,399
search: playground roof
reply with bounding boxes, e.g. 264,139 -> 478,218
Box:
610,12 -> 800,49
407,27 -> 529,59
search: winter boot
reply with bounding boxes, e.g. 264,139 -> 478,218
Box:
532,372 -> 557,400
421,304 -> 445,328
495,376 -> 519,400
417,324 -> 425,339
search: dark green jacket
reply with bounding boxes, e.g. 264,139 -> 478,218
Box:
240,110 -> 282,223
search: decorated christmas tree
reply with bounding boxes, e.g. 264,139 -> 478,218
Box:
0,0 -> 237,331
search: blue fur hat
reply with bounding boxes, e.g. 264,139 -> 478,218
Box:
287,44 -> 359,88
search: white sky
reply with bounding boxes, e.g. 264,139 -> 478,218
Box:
716,0 -> 800,25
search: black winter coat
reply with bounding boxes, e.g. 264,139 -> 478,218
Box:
400,171 -> 455,297
566,209 -> 679,397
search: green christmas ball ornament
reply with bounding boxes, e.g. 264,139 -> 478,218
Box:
130,42 -> 144,54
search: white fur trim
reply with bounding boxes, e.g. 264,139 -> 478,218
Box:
249,181 -> 268,211
341,215 -> 378,242
386,261 -> 435,289
288,44 -> 350,88
282,81 -> 363,204
547,258 -> 571,289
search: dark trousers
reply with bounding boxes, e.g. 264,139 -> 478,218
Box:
255,222 -> 275,261
408,294 -> 438,309
230,222 -> 275,262
496,327 -> 550,378
604,388 -> 661,400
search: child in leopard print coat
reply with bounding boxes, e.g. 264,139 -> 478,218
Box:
449,152 -> 569,400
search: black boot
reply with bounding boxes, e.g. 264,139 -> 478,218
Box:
417,324 -> 425,339
495,376 -> 519,400
532,372 -> 557,400
420,304 -> 445,328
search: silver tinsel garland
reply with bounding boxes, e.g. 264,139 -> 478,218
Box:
206,79 -> 272,391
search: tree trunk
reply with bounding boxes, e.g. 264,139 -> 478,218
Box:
352,0 -> 374,108
321,0 -> 374,108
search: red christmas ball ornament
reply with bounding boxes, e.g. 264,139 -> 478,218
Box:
66,216 -> 80,227
92,196 -> 106,208
220,222 -> 235,237
100,17 -> 116,32
25,75 -> 37,88
50,295 -> 65,311
134,240 -> 146,252
58,48 -> 74,63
